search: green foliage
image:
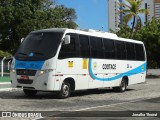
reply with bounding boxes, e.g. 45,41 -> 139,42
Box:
0,50 -> 11,57
116,24 -> 132,38
0,0 -> 78,53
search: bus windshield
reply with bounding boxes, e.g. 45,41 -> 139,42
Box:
15,32 -> 63,61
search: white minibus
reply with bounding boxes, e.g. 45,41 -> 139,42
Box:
10,28 -> 147,98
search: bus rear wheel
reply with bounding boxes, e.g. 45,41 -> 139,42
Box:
58,82 -> 71,99
113,78 -> 127,92
23,89 -> 37,97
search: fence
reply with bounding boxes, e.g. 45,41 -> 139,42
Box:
0,57 -> 12,77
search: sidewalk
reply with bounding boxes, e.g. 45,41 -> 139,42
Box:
0,76 -> 11,91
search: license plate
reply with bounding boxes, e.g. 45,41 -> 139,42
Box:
20,75 -> 29,80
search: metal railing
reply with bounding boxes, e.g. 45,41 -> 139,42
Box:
0,57 -> 12,77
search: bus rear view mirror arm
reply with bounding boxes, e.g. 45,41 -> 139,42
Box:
21,38 -> 24,43
64,35 -> 70,45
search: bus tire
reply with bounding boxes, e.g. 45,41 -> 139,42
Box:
113,78 -> 127,92
23,89 -> 37,97
58,82 -> 71,99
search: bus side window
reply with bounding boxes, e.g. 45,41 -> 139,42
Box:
58,34 -> 77,59
96,38 -> 104,59
139,44 -> 145,61
90,37 -> 104,59
79,35 -> 90,58
115,41 -> 127,60
126,42 -> 136,60
90,37 -> 98,58
103,39 -> 116,59
135,44 -> 145,61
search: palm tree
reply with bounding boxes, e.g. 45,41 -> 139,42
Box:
119,0 -> 149,38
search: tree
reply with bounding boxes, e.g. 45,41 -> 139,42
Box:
0,0 -> 78,53
0,50 -> 11,58
119,0 -> 149,38
116,24 -> 132,38
134,17 -> 160,68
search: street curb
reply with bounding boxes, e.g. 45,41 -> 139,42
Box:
0,88 -> 19,92
0,82 -> 11,85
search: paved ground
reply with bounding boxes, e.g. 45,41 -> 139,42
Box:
0,78 -> 160,120
147,69 -> 160,76
0,83 -> 11,89
47,97 -> 160,120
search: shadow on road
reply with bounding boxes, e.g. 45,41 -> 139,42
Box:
0,88 -> 134,99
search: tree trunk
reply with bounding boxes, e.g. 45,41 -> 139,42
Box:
130,16 -> 136,38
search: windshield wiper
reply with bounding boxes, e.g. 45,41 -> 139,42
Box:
16,52 -> 46,58
16,52 -> 27,56
32,52 -> 46,58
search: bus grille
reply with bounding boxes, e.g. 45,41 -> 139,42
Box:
16,69 -> 37,76
17,79 -> 33,84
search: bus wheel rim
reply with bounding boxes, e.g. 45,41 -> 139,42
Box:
62,85 -> 69,96
121,81 -> 126,91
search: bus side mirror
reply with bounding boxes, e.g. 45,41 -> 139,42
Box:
64,35 -> 70,45
21,38 -> 24,43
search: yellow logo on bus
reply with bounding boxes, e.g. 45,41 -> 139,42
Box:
68,61 -> 74,68
82,59 -> 88,69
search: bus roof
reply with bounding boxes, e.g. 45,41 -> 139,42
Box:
31,28 -> 143,44
31,28 -> 68,33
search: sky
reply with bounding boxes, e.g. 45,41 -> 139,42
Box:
57,0 -> 109,32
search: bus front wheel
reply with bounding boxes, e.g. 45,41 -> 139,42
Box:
58,82 -> 71,99
23,89 -> 37,97
113,78 -> 127,92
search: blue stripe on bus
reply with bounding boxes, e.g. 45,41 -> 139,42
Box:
89,59 -> 146,81
15,60 -> 45,70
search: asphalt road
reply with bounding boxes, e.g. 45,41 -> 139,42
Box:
0,78 -> 160,120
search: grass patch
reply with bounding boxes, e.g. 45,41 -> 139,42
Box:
0,76 -> 10,82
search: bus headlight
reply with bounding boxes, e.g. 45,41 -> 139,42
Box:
10,68 -> 15,73
38,69 -> 53,76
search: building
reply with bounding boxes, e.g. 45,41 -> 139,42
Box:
154,0 -> 160,19
108,0 -> 121,32
108,0 -> 160,32
144,0 -> 160,22
119,0 -> 124,25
